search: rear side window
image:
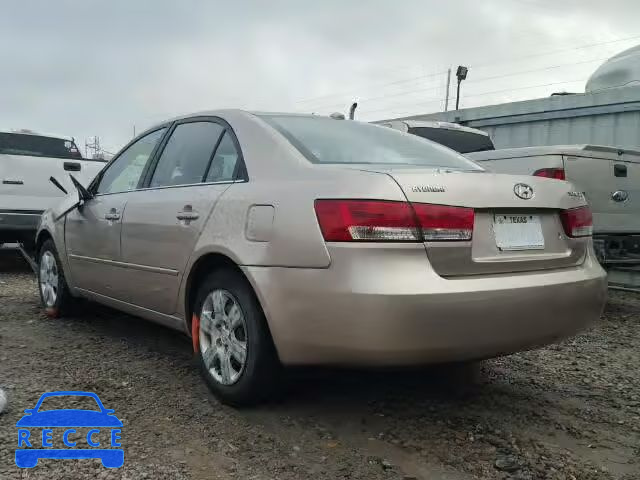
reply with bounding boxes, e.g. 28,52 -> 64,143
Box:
205,132 -> 240,182
408,127 -> 495,154
97,128 -> 166,194
0,132 -> 82,159
150,122 -> 224,188
259,115 -> 483,171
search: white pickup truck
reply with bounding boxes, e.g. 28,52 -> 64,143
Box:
0,129 -> 106,249
466,145 -> 640,268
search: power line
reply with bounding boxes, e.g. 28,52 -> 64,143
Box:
306,56 -> 606,113
471,33 -> 640,69
359,78 -> 585,117
464,57 -> 606,85
293,33 -> 640,109
295,69 -> 449,105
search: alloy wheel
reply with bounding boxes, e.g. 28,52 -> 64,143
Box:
199,289 -> 248,385
39,251 -> 59,308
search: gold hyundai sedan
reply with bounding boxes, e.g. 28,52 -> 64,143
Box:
36,110 -> 607,405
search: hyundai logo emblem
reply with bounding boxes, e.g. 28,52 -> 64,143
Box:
514,183 -> 534,200
611,190 -> 629,203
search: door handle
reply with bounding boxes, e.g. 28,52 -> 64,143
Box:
176,211 -> 199,221
104,208 -> 121,221
64,161 -> 82,172
177,205 -> 199,222
614,163 -> 627,177
2,179 -> 24,185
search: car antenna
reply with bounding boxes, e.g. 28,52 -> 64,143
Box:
349,102 -> 358,120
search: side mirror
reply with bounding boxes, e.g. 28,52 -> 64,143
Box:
69,174 -> 93,201
23,409 -> 34,414
52,175 -> 93,222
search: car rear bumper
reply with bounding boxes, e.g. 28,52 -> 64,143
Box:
244,244 -> 607,366
0,210 -> 42,242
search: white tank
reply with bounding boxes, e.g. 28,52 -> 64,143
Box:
585,44 -> 640,92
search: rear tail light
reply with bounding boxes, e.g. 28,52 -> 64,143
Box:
314,200 -> 419,241
412,203 -> 474,241
314,199 -> 473,242
533,168 -> 565,180
560,206 -> 593,237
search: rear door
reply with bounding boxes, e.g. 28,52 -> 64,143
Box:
119,118 -> 243,314
65,128 -> 167,298
563,149 -> 640,234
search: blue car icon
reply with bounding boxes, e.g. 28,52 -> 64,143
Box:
16,391 -> 123,468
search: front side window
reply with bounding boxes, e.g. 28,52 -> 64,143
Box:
259,115 -> 483,171
97,128 -> 166,194
150,122 -> 224,188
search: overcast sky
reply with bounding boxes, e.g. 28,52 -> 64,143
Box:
2,0 -> 640,154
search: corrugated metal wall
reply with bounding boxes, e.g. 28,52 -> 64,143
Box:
385,86 -> 640,150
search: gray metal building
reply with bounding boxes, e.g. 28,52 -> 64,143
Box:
384,86 -> 640,150
383,44 -> 640,150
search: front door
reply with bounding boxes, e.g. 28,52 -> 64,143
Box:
64,127 -> 167,300
119,119 -> 242,315
65,195 -> 127,297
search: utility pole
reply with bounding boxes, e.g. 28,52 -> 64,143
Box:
444,68 -> 452,112
84,136 -> 101,159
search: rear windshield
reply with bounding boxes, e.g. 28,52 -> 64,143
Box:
259,115 -> 483,170
0,132 -> 82,159
408,127 -> 495,154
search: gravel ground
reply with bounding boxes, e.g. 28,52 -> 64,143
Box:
0,250 -> 638,480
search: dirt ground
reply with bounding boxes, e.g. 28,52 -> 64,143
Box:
0,250 -> 638,480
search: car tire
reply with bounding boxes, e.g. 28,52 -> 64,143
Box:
37,239 -> 74,318
193,268 -> 281,406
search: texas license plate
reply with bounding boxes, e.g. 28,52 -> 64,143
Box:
493,214 -> 544,251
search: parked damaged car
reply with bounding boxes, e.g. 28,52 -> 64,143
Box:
36,110 -> 607,405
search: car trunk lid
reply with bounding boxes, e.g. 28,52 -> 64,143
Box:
359,166 -> 590,277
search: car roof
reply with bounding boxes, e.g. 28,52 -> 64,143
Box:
161,109 -> 313,123
136,109 -> 353,138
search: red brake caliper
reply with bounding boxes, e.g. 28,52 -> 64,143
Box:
191,314 -> 200,353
